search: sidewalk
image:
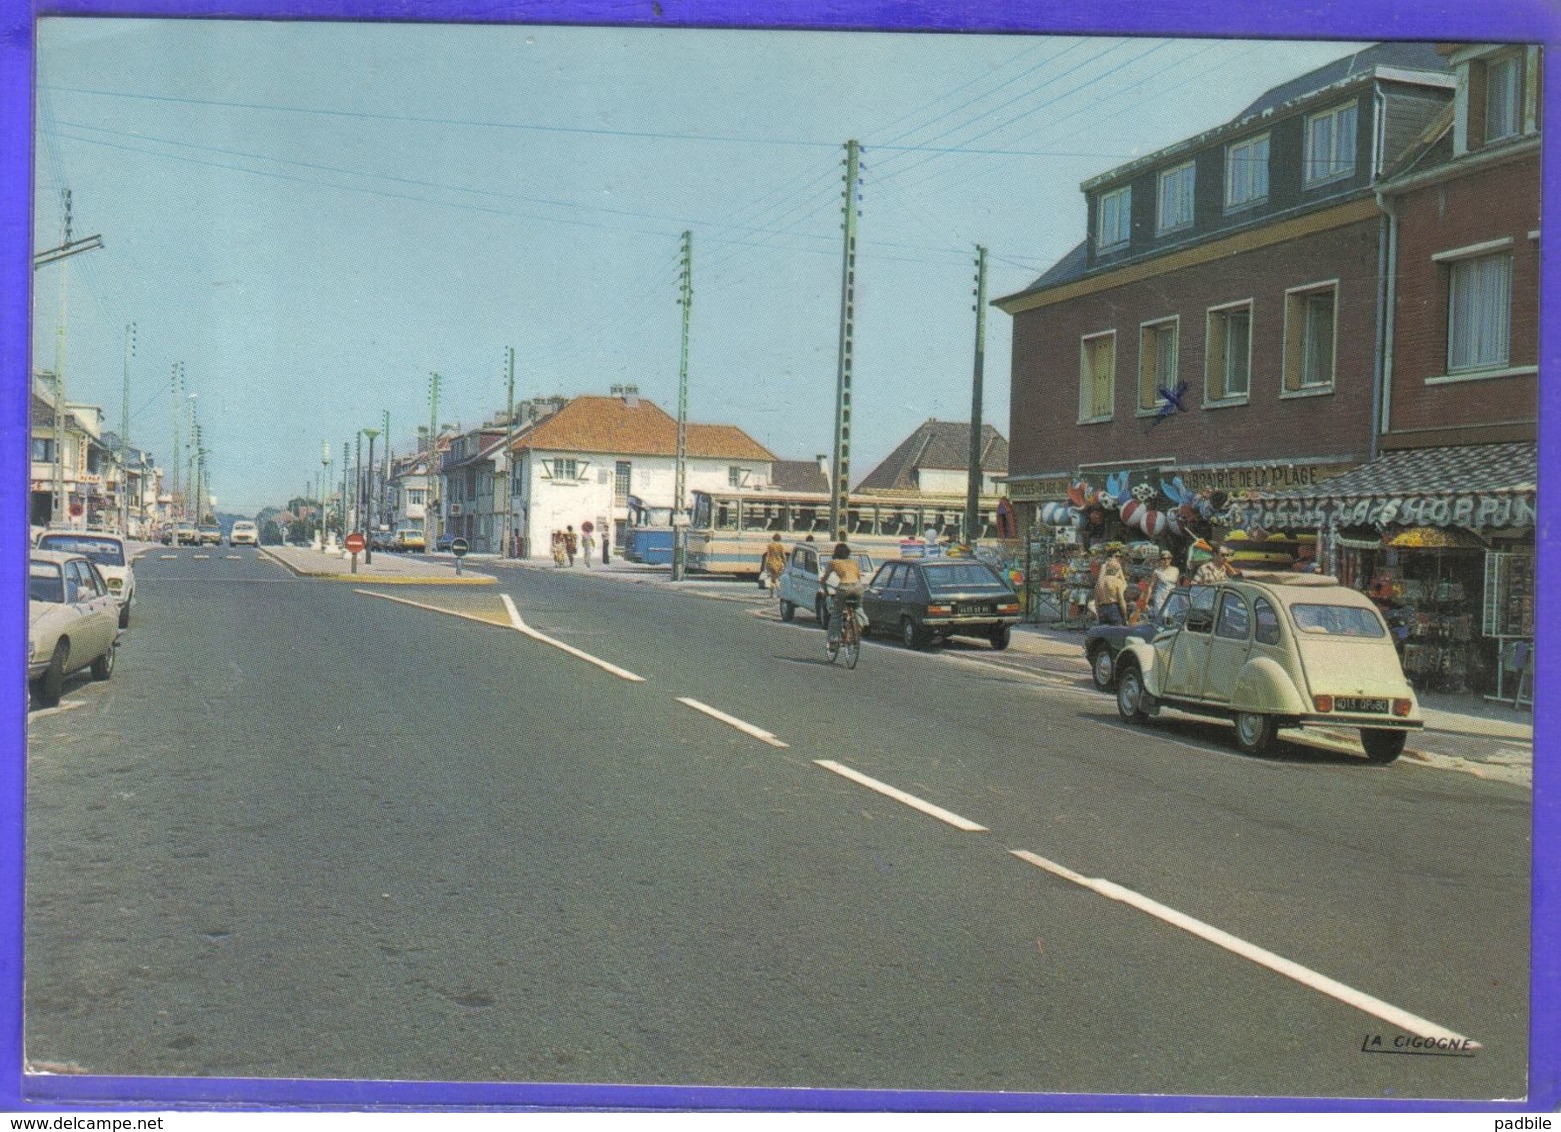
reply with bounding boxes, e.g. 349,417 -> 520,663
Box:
259,543 -> 494,584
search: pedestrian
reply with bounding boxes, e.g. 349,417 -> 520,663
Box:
1195,545 -> 1239,584
1149,549 -> 1181,612
581,525 -> 596,568
1093,551 -> 1129,626
551,530 -> 566,568
760,532 -> 787,591
564,525 -> 578,567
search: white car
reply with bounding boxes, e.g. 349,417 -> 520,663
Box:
29,550 -> 120,707
229,520 -> 259,547
775,542 -> 875,627
34,530 -> 136,628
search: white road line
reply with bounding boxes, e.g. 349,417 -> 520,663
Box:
500,593 -> 645,683
814,760 -> 988,832
1010,849 -> 1478,1048
676,697 -> 788,748
159,554 -> 177,560
192,554 -> 209,560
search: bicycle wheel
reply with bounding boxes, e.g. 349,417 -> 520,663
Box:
842,629 -> 860,669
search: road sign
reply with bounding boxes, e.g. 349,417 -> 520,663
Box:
345,532 -> 366,554
450,537 -> 469,558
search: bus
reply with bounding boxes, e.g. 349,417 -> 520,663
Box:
622,496 -> 676,565
684,489 -> 1004,576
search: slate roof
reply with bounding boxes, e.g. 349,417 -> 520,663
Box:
1263,442 -> 1537,502
511,395 -> 774,461
771,459 -> 830,493
1235,41 -> 1448,121
856,419 -> 1008,493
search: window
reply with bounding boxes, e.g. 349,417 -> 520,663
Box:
407,489 -> 425,506
1097,186 -> 1131,250
1138,318 -> 1178,411
1157,163 -> 1195,234
1485,54 -> 1522,143
1254,598 -> 1281,645
1225,134 -> 1269,209
1448,253 -> 1512,372
728,465 -> 746,488
1291,603 -> 1385,638
31,437 -> 54,462
1304,102 -> 1357,186
1079,332 -> 1116,422
1206,303 -> 1252,402
1283,283 -> 1338,392
1215,593 -> 1250,640
551,458 -> 578,481
614,460 -> 632,504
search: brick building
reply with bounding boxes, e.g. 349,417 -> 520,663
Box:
995,42 -> 1456,538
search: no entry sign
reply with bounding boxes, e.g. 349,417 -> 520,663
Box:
345,532 -> 366,554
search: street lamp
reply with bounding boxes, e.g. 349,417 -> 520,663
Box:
361,427 -> 380,564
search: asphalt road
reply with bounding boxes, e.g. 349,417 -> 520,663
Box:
23,547 -> 1531,1101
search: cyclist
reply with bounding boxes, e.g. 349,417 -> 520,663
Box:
760,532 -> 788,593
819,541 -> 865,645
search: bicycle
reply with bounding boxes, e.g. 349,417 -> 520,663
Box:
824,587 -> 863,669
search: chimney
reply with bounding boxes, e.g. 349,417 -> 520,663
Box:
622,384 -> 639,408
817,454 -> 830,487
610,384 -> 623,397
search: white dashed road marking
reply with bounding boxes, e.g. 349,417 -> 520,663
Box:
814,760 -> 988,832
676,697 -> 787,748
1010,849 -> 1478,1048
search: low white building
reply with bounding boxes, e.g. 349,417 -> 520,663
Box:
508,391 -> 775,559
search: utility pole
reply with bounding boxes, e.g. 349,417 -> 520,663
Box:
672,230 -> 692,581
427,371 -> 442,550
169,363 -> 182,513
382,409 -> 391,544
965,245 -> 988,547
51,190 -> 72,528
829,140 -> 861,542
362,427 -> 379,564
120,322 -> 136,535
501,346 -> 515,557
342,441 -> 350,550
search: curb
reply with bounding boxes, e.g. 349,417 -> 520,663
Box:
258,548 -> 495,585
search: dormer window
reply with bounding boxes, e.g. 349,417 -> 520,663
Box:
1097,186 -> 1131,251
1484,54 -> 1522,143
1225,134 -> 1269,210
1157,163 -> 1195,234
1304,101 -> 1357,187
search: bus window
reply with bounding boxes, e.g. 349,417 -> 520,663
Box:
716,500 -> 737,530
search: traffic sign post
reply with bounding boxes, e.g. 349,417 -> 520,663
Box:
345,531 -> 366,573
451,537 -> 469,575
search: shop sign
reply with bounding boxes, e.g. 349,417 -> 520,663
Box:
1256,491 -> 1536,531
1174,462 -> 1354,493
1006,476 -> 1073,502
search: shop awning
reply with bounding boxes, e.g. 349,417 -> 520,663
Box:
1245,442 -> 1537,531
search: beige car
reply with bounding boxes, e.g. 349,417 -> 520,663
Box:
28,550 -> 121,707
1112,572 -> 1422,762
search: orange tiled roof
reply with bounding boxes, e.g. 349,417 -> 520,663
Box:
512,396 -> 774,461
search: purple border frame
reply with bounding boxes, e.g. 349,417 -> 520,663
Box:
1,0 -> 1555,1114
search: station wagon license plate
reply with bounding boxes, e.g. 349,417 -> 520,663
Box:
960,602 -> 994,615
1335,697 -> 1390,713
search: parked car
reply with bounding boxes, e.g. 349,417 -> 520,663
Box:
175,522 -> 200,546
1084,586 -> 1200,690
34,530 -> 136,628
1112,573 -> 1423,762
395,528 -> 426,552
199,525 -> 222,546
862,557 -> 1022,651
229,520 -> 259,547
28,550 -> 120,707
776,543 -> 875,627
434,533 -> 456,553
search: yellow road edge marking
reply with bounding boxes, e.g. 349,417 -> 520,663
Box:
353,588 -> 511,626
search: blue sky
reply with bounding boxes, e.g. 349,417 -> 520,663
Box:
29,20 -> 1410,512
